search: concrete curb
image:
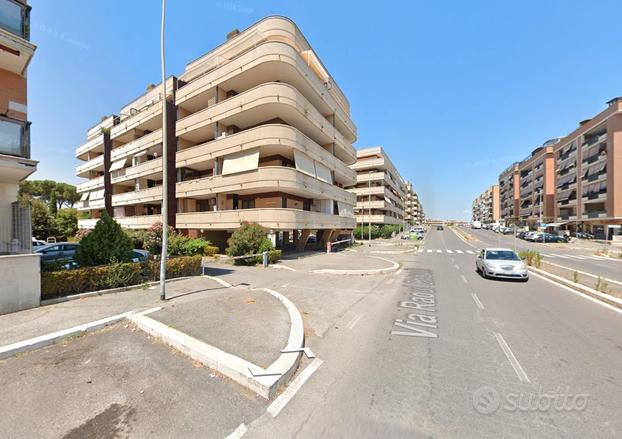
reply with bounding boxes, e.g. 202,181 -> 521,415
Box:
0,311 -> 134,360
129,281 -> 305,400
311,256 -> 400,276
529,266 -> 622,310
40,276 -> 197,306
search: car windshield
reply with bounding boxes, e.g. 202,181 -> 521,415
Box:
486,250 -> 520,261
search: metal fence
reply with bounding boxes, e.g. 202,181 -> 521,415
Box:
0,203 -> 32,255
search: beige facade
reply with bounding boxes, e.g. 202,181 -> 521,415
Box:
348,147 -> 406,226
472,185 -> 500,223
404,181 -> 424,225
75,16 -> 357,250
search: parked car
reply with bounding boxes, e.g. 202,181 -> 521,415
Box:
575,232 -> 594,240
516,231 -> 528,240
132,249 -> 150,262
32,238 -> 46,248
437,225 -> 444,231
523,232 -> 541,242
535,233 -> 569,243
34,242 -> 79,267
475,248 -> 529,281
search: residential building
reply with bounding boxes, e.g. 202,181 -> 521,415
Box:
0,0 -> 40,314
348,147 -> 406,226
75,16 -> 357,250
472,185 -> 500,224
404,181 -> 423,225
553,98 -> 622,239
498,162 -> 519,225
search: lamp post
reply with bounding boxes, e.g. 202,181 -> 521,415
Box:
159,0 -> 168,301
368,170 -> 372,243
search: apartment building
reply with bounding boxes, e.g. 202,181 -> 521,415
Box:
472,185 -> 500,224
498,163 -> 519,225
553,98 -> 622,239
0,0 -> 40,314
404,181 -> 423,225
348,147 -> 406,226
75,16 -> 357,250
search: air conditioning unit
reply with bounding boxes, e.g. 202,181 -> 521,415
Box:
130,108 -> 139,116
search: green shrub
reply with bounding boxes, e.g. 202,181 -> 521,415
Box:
75,212 -> 134,267
379,224 -> 401,239
204,245 -> 219,256
268,249 -> 282,263
40,256 -> 203,299
226,222 -> 269,264
168,234 -> 213,256
353,225 -> 381,240
572,270 -> 579,283
124,228 -> 149,250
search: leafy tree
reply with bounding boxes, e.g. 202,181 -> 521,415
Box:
55,182 -> 80,208
226,222 -> 268,258
74,211 -> 133,267
31,198 -> 56,240
48,190 -> 58,215
55,208 -> 78,240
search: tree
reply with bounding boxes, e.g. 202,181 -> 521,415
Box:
55,182 -> 80,208
55,208 -> 78,240
144,221 -> 175,255
48,190 -> 58,215
31,198 -> 56,240
74,211 -> 133,267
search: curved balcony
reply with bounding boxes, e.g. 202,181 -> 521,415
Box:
176,124 -> 356,186
176,208 -> 355,231
181,16 -> 350,116
75,155 -> 104,178
176,82 -> 356,165
177,166 -> 356,205
176,41 -> 355,142
112,186 -> 163,207
111,158 -> 163,185
110,129 -> 162,162
111,99 -> 162,143
76,134 -> 104,160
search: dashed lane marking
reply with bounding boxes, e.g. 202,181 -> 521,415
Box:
427,249 -> 433,253
446,250 -> 453,253
460,274 -> 468,284
466,250 -> 475,255
456,250 -> 464,254
471,293 -> 485,310
436,250 -> 443,253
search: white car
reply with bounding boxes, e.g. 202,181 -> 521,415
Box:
476,248 -> 529,282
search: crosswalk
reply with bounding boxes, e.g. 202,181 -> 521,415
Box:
417,248 -> 608,261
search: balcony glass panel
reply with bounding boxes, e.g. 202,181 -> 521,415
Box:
0,118 -> 28,158
0,0 -> 25,38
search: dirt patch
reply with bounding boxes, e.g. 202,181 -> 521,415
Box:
62,403 -> 136,439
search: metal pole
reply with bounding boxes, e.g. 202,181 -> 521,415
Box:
159,0 -> 168,301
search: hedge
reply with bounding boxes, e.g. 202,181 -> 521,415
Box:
41,255 -> 203,300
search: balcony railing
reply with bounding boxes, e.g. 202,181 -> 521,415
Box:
583,211 -> 607,219
0,116 -> 30,159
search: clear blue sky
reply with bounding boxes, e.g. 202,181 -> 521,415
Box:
28,0 -> 622,220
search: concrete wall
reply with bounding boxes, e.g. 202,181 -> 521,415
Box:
0,254 -> 40,315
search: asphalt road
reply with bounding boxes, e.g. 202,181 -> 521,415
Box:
464,226 -> 622,282
245,229 -> 622,438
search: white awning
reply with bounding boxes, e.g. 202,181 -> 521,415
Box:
80,192 -> 90,201
294,150 -> 316,178
221,149 -> 259,175
110,157 -> 129,172
314,161 -> 333,184
546,222 -> 568,227
90,189 -> 105,200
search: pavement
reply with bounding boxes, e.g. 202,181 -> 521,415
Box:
2,232 -> 622,438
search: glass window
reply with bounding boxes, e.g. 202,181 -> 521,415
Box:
0,119 -> 23,156
0,0 -> 23,36
485,250 -> 520,261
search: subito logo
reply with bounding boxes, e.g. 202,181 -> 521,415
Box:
472,386 -> 500,414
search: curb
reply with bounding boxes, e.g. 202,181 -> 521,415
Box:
529,267 -> 622,310
311,256 -> 400,275
128,283 -> 305,400
0,311 -> 134,360
40,276 -> 198,306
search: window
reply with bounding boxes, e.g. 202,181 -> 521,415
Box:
0,0 -> 26,38
241,199 -> 255,209
0,118 -> 25,157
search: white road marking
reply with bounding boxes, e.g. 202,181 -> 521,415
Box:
466,250 -> 475,255
225,423 -> 247,439
455,250 -> 464,254
446,249 -> 453,253
529,271 -> 622,315
553,254 -> 569,259
471,293 -> 485,310
454,264 -> 460,270
460,275 -> 468,284
493,332 -> 530,383
427,249 -> 433,253
417,249 -> 423,253
541,253 -> 552,257
346,313 -> 364,330
270,264 -> 297,271
567,255 -> 586,260
396,268 -> 403,275
436,250 -> 442,253
267,358 -> 324,417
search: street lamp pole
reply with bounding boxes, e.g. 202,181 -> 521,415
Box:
368,170 -> 372,242
159,0 -> 168,301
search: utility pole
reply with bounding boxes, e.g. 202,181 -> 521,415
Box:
368,170 -> 372,242
159,0 -> 168,301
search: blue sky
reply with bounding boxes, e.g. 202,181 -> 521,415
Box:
29,0 -> 622,220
